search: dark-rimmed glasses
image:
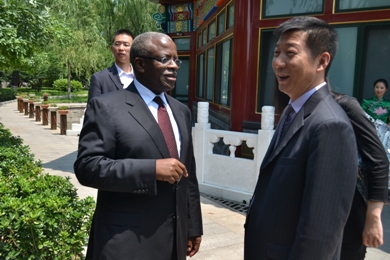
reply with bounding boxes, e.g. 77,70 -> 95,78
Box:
137,56 -> 182,67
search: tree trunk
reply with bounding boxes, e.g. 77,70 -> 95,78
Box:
67,61 -> 71,99
11,70 -> 19,87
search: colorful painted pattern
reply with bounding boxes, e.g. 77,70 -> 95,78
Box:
152,0 -> 229,33
167,4 -> 193,21
167,20 -> 193,33
194,0 -> 226,30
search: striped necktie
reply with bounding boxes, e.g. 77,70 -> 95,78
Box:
154,96 -> 179,159
275,104 -> 295,147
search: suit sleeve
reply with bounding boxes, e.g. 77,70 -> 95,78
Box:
289,118 -> 357,259
88,74 -> 102,102
339,96 -> 388,202
74,97 -> 158,195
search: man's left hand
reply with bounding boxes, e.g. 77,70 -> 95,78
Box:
187,236 -> 202,257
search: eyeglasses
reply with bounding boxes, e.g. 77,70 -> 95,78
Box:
138,56 -> 182,67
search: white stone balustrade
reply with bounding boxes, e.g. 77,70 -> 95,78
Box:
193,102 -> 275,203
66,101 -> 275,204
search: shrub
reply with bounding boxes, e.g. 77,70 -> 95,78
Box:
0,124 -> 95,259
0,88 -> 16,102
52,79 -> 83,92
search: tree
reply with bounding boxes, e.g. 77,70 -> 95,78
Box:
45,0 -> 111,98
1,0 -> 159,94
0,0 -> 53,68
96,0 -> 159,45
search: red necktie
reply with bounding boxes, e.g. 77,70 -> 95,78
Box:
154,96 -> 179,159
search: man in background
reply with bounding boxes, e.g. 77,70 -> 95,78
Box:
88,29 -> 134,101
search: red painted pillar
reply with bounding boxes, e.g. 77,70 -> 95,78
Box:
229,0 -> 253,132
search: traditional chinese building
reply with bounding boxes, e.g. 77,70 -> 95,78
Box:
149,0 -> 390,134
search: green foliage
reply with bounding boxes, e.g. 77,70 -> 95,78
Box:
0,1 -> 54,67
1,0 -> 159,87
0,124 -> 95,259
0,88 -> 16,102
94,0 -> 159,46
52,79 -> 83,92
58,105 -> 68,110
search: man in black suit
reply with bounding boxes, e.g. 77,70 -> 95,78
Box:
88,29 -> 134,101
74,32 -> 203,259
244,16 -> 358,259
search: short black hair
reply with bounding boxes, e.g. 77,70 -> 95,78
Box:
111,29 -> 135,45
274,16 -> 338,78
374,78 -> 389,90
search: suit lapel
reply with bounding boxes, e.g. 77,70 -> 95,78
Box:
124,83 -> 171,158
261,85 -> 330,170
107,64 -> 123,90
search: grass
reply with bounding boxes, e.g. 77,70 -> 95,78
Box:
48,96 -> 87,103
17,87 -> 88,103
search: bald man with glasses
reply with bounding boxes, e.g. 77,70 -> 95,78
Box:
75,32 -> 202,260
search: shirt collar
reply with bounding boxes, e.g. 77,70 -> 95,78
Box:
290,81 -> 326,113
115,63 -> 133,76
133,78 -> 167,106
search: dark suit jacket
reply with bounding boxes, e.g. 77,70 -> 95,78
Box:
88,64 -> 124,101
74,83 -> 203,260
244,86 -> 358,260
335,95 -> 389,244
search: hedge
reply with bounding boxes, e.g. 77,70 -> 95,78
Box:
0,89 -> 16,102
52,79 -> 83,92
0,123 -> 95,259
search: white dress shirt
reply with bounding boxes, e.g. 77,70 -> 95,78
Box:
133,78 -> 181,157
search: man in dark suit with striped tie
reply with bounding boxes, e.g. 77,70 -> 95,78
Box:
75,32 -> 202,260
244,16 -> 358,260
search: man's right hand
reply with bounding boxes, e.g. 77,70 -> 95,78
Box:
156,158 -> 188,184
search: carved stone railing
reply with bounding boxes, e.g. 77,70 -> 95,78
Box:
193,102 -> 275,203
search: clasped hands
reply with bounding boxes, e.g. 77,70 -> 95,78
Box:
156,158 -> 188,184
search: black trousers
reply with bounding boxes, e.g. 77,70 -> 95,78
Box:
341,189 -> 367,260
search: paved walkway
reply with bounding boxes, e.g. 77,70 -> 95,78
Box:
0,100 -> 389,259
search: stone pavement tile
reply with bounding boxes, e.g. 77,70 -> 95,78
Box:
191,244 -> 243,260
195,197 -> 245,259
366,248 -> 390,260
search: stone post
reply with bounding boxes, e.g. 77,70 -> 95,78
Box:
29,101 -> 35,118
50,107 -> 58,130
194,102 -> 211,183
60,113 -> 67,135
35,102 -> 41,122
23,99 -> 29,116
261,106 -> 275,130
41,105 -> 49,125
18,97 -> 24,113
